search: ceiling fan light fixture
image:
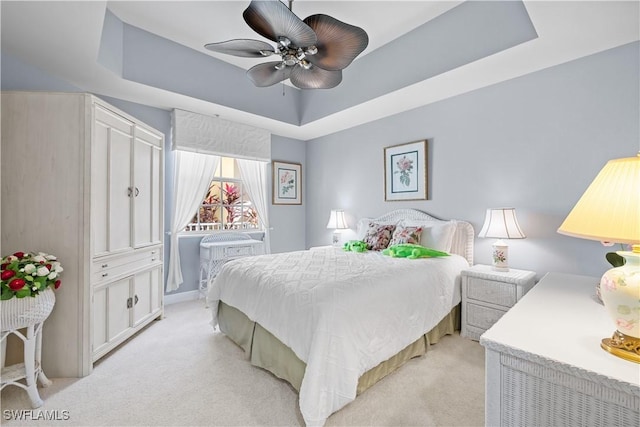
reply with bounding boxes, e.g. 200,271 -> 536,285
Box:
205,0 -> 368,89
304,45 -> 318,56
278,36 -> 291,48
283,54 -> 297,66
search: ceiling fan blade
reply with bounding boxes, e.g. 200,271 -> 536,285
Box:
243,0 -> 316,47
290,66 -> 342,89
204,39 -> 275,58
247,62 -> 292,87
303,14 -> 368,71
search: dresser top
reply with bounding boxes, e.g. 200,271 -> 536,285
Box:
481,272 -> 640,388
200,239 -> 263,248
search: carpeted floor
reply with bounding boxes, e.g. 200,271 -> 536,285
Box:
1,299 -> 485,426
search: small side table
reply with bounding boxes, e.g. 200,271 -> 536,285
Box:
1,322 -> 52,408
461,264 -> 536,341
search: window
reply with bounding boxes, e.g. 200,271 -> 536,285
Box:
185,157 -> 260,232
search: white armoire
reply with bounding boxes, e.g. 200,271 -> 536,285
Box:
1,92 -> 164,377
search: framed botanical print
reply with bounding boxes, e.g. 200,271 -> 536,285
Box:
272,161 -> 302,205
384,140 -> 428,201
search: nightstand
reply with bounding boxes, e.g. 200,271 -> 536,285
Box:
461,264 -> 536,341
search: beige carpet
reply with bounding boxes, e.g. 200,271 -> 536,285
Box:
1,299 -> 485,426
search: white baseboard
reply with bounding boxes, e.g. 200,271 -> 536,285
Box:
164,290 -> 200,305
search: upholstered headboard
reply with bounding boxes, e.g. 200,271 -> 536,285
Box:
366,209 -> 474,265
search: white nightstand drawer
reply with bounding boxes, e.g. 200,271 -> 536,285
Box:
466,277 -> 517,307
466,302 -> 507,330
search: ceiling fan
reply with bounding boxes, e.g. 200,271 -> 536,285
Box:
205,0 -> 368,89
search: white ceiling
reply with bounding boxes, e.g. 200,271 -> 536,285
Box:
2,1 -> 639,140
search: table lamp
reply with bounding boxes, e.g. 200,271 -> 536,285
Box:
326,209 -> 348,246
478,208 -> 526,271
558,154 -> 640,363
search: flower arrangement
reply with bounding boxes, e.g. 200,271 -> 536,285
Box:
0,252 -> 63,300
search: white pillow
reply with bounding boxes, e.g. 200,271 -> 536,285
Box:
356,218 -> 373,240
402,220 -> 457,252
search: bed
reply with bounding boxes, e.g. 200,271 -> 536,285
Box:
207,209 -> 474,426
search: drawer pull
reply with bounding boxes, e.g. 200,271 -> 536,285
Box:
101,264 -> 108,268
101,273 -> 108,277
151,258 -> 156,261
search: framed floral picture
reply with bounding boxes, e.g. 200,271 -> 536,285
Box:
384,140 -> 428,201
272,161 -> 302,205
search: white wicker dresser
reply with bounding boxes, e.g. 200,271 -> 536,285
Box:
199,233 -> 264,297
480,272 -> 640,427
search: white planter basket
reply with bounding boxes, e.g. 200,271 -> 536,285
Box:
1,287 -> 56,332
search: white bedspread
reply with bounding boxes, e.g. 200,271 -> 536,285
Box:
207,247 -> 468,426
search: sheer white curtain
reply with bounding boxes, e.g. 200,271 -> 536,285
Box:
166,150 -> 220,292
237,159 -> 271,254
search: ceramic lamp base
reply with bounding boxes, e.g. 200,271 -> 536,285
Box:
332,232 -> 340,246
601,330 -> 640,363
491,240 -> 509,272
599,247 -> 640,363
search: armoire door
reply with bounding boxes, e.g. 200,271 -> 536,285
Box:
92,276 -> 133,358
133,126 -> 163,248
93,105 -> 134,256
133,267 -> 157,326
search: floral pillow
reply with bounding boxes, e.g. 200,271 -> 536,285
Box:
389,225 -> 423,246
363,223 -> 396,251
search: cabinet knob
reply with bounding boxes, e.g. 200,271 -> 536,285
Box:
101,272 -> 108,277
151,258 -> 156,261
101,263 -> 108,268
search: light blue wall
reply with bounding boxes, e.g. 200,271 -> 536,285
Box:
306,42 -> 640,279
270,135 -> 307,252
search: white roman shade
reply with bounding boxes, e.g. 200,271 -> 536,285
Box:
172,109 -> 271,161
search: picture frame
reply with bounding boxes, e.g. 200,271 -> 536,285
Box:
384,140 -> 428,201
272,161 -> 302,205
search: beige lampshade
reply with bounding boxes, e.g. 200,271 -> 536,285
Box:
558,155 -> 640,244
326,209 -> 348,230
